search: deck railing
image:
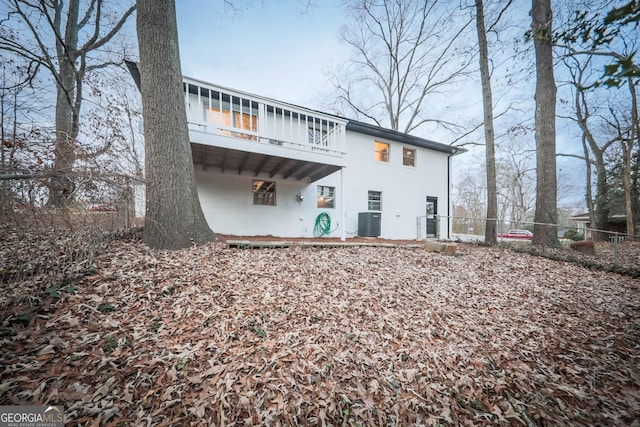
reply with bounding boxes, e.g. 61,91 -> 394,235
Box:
183,77 -> 347,157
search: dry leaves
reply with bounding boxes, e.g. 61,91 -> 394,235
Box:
1,237 -> 639,426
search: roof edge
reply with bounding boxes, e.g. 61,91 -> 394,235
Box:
346,120 -> 466,155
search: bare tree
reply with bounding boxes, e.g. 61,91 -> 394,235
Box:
531,0 -> 559,247
627,79 -> 640,238
0,0 -> 136,207
474,0 -> 514,244
561,55 -> 617,240
0,53 -> 52,210
555,0 -> 639,239
557,0 -> 640,85
81,68 -> 144,178
496,149 -> 536,229
453,167 -> 486,235
608,80 -> 639,239
330,0 -> 475,134
136,0 -> 215,249
0,59 -> 23,213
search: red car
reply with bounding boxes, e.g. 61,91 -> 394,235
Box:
497,229 -> 533,239
86,204 -> 116,212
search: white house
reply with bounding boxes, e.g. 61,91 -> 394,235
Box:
127,63 -> 465,240
181,76 -> 464,241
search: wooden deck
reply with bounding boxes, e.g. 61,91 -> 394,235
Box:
225,239 -> 455,253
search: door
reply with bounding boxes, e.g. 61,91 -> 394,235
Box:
426,196 -> 438,237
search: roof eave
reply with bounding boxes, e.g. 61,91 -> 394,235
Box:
345,120 -> 466,156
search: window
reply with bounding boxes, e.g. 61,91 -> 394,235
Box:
205,95 -> 258,140
368,190 -> 382,211
206,106 -> 257,133
403,147 -> 416,167
374,141 -> 389,162
317,186 -> 335,208
252,180 -> 276,206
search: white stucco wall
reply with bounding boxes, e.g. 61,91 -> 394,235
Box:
337,132 -> 451,240
194,129 -> 452,240
195,169 -> 329,237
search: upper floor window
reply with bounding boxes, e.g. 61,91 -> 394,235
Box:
206,106 -> 257,131
368,190 -> 382,211
204,94 -> 258,140
403,147 -> 416,167
374,141 -> 389,162
252,180 -> 276,206
317,186 -> 335,208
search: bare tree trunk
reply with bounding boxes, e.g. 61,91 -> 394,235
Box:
626,78 -> 638,240
48,0 -> 84,206
579,134 -> 597,238
531,0 -> 559,247
623,144 -> 634,239
1,67 -> 25,213
137,0 -> 215,250
49,59 -> 78,207
0,80 -> 8,214
576,89 -> 611,241
474,0 -> 498,245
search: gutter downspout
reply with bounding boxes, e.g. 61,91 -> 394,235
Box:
340,167 -> 345,241
447,150 -> 455,240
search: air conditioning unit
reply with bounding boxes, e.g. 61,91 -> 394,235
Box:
358,212 -> 382,237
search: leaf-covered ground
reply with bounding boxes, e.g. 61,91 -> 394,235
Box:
1,238 -> 639,426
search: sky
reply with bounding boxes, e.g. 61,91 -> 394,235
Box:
176,1 -> 349,110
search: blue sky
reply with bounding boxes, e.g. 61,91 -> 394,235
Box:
176,1 -> 349,109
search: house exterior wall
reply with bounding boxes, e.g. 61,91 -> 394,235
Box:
194,128 -> 452,240
338,131 -> 450,240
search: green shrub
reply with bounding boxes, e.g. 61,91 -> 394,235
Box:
564,229 -> 584,241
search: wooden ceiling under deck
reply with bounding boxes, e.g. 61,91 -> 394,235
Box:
191,143 -> 342,183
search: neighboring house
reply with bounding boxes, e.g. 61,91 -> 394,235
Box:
569,206 -> 629,240
127,64 -> 465,240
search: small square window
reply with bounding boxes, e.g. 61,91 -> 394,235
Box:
374,141 -> 389,162
252,180 -> 276,206
403,147 -> 416,167
368,190 -> 382,211
317,185 -> 335,208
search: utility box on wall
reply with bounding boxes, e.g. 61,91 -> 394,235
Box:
358,212 -> 382,237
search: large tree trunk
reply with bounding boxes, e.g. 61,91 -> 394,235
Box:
475,0 -> 498,245
48,1 -> 80,207
136,0 -> 215,250
49,60 -> 78,207
593,150 -> 610,240
625,78 -> 638,240
531,0 -> 559,247
580,134 -> 598,238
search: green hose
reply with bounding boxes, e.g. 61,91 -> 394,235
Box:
313,212 -> 332,237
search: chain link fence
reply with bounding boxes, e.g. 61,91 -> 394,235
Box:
440,215 -> 640,274
0,175 -> 144,325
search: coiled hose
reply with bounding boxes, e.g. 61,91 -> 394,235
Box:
313,212 -> 332,237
